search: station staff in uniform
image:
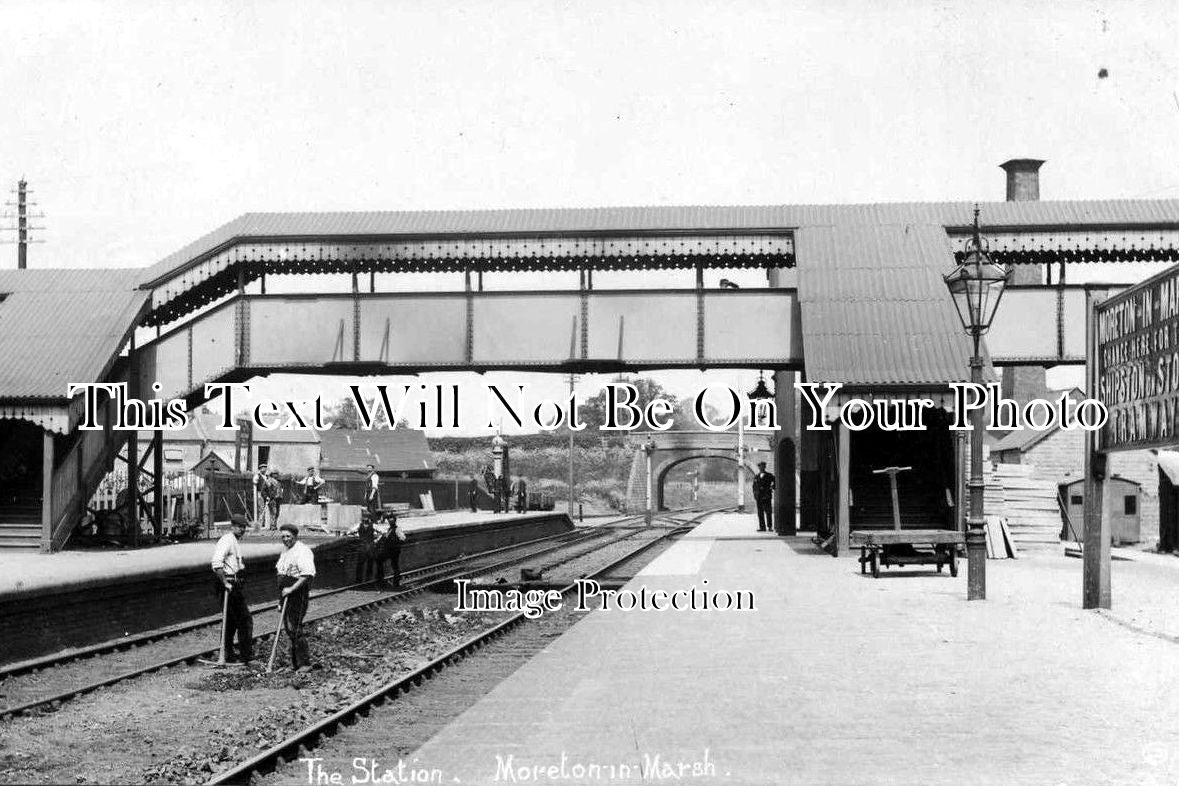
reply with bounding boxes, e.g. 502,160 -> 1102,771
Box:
355,512 -> 383,588
753,461 -> 776,533
380,512 -> 406,589
211,514 -> 253,665
276,524 -> 316,671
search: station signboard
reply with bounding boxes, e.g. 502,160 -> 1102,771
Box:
1095,265 -> 1179,451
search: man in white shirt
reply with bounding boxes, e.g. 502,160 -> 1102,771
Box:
211,514 -> 252,665
276,523 -> 317,671
364,464 -> 381,516
298,465 -> 325,504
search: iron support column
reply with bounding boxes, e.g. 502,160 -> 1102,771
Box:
966,334 -> 986,600
736,416 -> 746,513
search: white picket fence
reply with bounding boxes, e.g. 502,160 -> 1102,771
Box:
90,469 -> 207,527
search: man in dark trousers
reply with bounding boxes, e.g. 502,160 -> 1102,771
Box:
364,464 -> 381,517
211,514 -> 252,665
753,461 -> 776,533
513,477 -> 528,513
468,476 -> 479,512
355,512 -> 382,588
276,524 -> 316,671
379,512 -> 406,589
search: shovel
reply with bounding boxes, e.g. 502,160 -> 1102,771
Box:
266,597 -> 289,673
199,588 -> 232,668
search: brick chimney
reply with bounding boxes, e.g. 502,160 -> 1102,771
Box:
1000,159 -> 1045,202
999,158 -> 1050,405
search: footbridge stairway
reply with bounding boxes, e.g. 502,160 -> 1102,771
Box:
0,413 -> 129,553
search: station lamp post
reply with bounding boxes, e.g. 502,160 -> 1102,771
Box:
943,207 -> 1010,601
643,437 -> 657,524
744,371 -> 775,520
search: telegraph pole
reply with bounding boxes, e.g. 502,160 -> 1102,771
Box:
2,179 -> 45,268
17,179 -> 27,269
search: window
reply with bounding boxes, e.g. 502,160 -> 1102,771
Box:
1124,495 -> 1137,516
1070,495 -> 1082,506
257,446 -> 271,467
164,448 -> 184,463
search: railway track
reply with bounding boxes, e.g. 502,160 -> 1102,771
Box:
211,508 -> 721,785
0,515 -> 665,719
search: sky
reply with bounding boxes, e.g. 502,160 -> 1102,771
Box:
4,1 -> 1179,432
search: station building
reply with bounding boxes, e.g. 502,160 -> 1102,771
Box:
2,159 -> 1178,553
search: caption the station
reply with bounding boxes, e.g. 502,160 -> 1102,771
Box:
67,381 -> 1108,434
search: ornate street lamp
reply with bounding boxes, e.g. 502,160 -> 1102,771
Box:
943,206 -> 1010,600
745,372 -> 775,528
747,371 -> 774,404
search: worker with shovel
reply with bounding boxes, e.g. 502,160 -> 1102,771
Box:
274,523 -> 316,672
210,514 -> 253,666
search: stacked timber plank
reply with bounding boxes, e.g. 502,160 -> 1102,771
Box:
985,463 -> 1063,550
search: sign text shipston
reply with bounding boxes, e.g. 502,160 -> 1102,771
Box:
1096,270 -> 1179,451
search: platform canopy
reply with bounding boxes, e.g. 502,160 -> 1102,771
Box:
0,269 -> 149,432
795,222 -> 980,396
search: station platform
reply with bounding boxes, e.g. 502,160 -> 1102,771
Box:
0,510 -> 569,666
409,512 -> 1179,785
0,510 -> 557,598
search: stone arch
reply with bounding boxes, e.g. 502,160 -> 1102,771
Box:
624,431 -> 774,514
655,452 -> 744,510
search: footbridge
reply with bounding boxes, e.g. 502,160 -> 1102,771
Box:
5,192 -> 1179,550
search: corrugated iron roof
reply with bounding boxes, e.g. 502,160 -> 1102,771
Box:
990,388 -> 1084,453
795,224 -> 976,388
0,270 -> 149,400
318,429 -> 435,473
138,199 -> 1179,287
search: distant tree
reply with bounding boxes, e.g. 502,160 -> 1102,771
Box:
326,397 -> 409,430
577,378 -> 678,432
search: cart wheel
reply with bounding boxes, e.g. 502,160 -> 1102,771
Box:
870,550 -> 880,578
949,548 -> 958,578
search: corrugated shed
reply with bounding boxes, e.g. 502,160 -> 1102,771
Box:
318,429 -> 435,473
137,198 -> 1179,287
0,270 -> 148,400
795,224 -> 976,388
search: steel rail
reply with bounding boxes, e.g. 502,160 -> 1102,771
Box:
207,509 -> 719,785
0,519 -> 654,719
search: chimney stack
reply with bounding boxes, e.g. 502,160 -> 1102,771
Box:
999,157 -> 1050,405
1000,158 -> 1045,202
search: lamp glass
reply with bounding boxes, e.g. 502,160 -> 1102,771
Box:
944,250 -> 1009,333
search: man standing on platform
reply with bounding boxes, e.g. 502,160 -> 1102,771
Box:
513,476 -> 528,513
355,512 -> 383,588
298,465 -> 325,504
380,512 -> 406,589
266,469 -> 284,529
364,464 -> 381,516
753,461 -> 776,533
468,476 -> 479,513
211,514 -> 252,665
253,463 -> 269,527
276,523 -> 316,671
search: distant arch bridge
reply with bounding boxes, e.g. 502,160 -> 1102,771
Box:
625,430 -> 774,514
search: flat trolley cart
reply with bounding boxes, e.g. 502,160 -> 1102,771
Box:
851,529 -> 964,578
